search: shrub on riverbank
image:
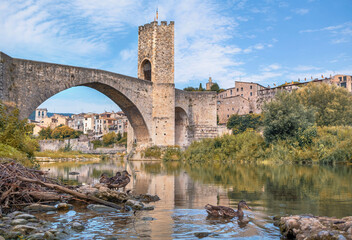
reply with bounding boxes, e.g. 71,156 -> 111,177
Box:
183,130 -> 266,163
0,102 -> 39,163
183,126 -> 352,164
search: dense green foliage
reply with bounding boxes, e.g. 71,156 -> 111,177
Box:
184,126 -> 352,165
39,125 -> 82,139
0,102 -> 39,159
38,127 -> 52,139
162,146 -> 183,161
103,132 -> 118,146
210,83 -> 220,92
92,132 -> 126,148
227,114 -> 262,134
183,130 -> 265,163
51,125 -> 82,139
296,83 -> 352,126
142,146 -> 162,159
263,92 -> 316,144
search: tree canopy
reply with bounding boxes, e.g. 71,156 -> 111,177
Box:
296,83 -> 352,127
227,114 -> 262,134
263,92 -> 316,144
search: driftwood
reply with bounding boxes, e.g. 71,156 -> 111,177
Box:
0,161 -> 122,212
17,176 -> 122,210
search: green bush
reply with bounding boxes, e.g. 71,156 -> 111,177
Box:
91,140 -> 103,149
102,132 -> 117,146
263,91 -> 315,144
142,146 -> 162,159
163,146 -> 183,161
227,113 -> 262,134
183,130 -> 265,163
0,101 -> 39,159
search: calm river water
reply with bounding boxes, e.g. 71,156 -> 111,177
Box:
38,158 -> 352,239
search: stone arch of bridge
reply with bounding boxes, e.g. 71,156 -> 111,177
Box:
175,107 -> 189,147
28,82 -> 151,146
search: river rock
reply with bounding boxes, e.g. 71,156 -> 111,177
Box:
71,222 -> 85,231
142,205 -> 155,211
126,200 -> 144,210
0,236 -> 5,240
134,194 -> 160,202
7,211 -> 25,218
11,218 -> 28,225
87,204 -> 119,212
11,225 -> 38,234
56,203 -> 73,211
44,231 -> 55,239
277,215 -> 352,240
24,204 -> 57,212
27,232 -> 45,240
15,213 -> 36,220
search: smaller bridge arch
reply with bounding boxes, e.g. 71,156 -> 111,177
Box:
175,107 -> 189,147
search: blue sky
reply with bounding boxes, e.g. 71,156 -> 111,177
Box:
0,0 -> 351,113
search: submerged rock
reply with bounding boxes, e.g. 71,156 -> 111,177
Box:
87,204 -> 119,212
71,222 -> 85,231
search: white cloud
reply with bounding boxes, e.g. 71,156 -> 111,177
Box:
293,8 -> 309,15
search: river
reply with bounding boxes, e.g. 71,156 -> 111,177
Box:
37,157 -> 352,239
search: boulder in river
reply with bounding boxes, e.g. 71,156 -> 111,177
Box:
276,215 -> 352,240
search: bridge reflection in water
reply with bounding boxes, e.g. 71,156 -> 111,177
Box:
38,157 -> 352,239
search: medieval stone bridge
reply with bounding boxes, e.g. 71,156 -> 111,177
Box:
0,21 -> 218,149
0,52 -> 217,148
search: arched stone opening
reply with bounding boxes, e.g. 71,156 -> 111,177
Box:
28,83 -> 151,146
175,107 -> 189,147
140,59 -> 152,81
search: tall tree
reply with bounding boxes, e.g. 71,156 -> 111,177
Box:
199,83 -> 204,91
263,92 -> 315,144
296,83 -> 352,126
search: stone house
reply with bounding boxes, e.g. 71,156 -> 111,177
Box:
217,74 -> 352,125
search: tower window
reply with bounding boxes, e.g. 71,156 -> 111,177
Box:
142,60 -> 151,81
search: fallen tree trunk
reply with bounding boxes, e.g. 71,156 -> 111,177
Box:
28,191 -> 62,201
17,176 -> 122,210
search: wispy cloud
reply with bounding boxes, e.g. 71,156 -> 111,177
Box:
300,21 -> 352,44
293,8 -> 309,15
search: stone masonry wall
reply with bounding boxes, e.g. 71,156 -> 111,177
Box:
175,89 -> 218,142
39,139 -> 125,154
138,21 -> 176,146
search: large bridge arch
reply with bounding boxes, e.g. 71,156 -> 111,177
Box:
0,52 -> 153,145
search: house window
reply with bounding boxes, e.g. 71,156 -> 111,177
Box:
230,90 -> 232,95
339,77 -> 342,81
241,87 -> 243,91
250,92 -> 252,96
237,88 -> 239,92
343,76 -> 347,81
241,94 -> 243,96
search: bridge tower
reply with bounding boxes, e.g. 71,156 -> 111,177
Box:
138,21 -> 175,146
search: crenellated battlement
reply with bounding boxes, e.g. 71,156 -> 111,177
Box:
138,21 -> 174,32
